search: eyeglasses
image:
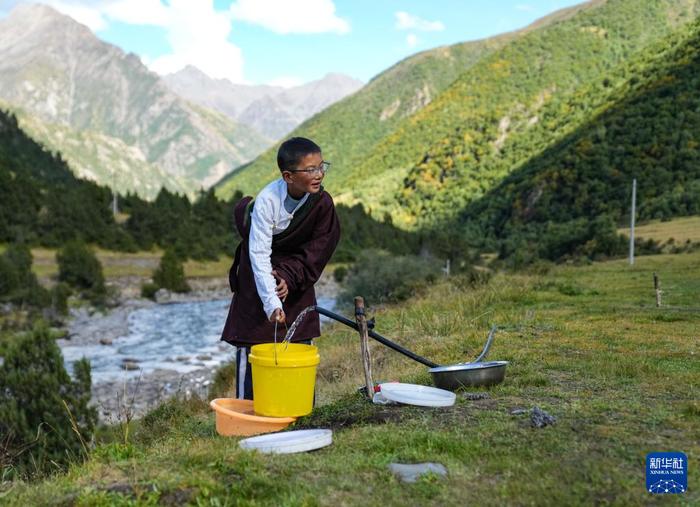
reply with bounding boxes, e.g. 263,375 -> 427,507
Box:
290,161 -> 331,176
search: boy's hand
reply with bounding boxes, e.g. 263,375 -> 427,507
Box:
270,308 -> 286,323
272,269 -> 288,301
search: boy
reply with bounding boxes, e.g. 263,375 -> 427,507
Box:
221,137 -> 341,400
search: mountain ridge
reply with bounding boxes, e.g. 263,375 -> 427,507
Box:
214,0 -> 596,200
458,14 -> 700,262
255,0 -> 697,230
164,67 -> 363,140
0,3 -> 269,198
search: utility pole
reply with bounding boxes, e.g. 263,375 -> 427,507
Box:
629,178 -> 636,266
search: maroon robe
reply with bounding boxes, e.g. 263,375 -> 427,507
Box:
221,188 -> 341,346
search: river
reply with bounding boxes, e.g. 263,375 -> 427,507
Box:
58,294 -> 337,421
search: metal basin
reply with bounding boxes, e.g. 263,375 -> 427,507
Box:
429,361 -> 509,390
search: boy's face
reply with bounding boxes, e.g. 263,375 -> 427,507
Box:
283,151 -> 325,198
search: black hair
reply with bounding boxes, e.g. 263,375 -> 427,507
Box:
277,137 -> 322,172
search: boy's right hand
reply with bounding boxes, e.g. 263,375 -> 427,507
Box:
272,269 -> 288,301
270,308 -> 286,323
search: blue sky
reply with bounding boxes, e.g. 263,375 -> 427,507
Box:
1,0 -> 585,86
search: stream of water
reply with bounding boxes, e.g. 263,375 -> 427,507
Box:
60,296 -> 336,384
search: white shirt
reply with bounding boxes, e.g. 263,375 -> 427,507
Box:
249,178 -> 309,319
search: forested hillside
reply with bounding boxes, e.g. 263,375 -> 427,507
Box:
0,100 -> 193,198
0,110 -> 418,261
217,0 -> 699,229
0,110 -> 118,247
346,0 -> 700,227
214,2 -> 587,198
0,4 -> 270,197
0,109 -> 237,256
460,15 -> 700,264
5,0 -> 699,267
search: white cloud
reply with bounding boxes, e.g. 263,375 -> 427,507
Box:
40,0 -> 110,30
230,0 -> 349,34
395,11 -> 444,32
148,0 -> 244,82
101,0 -> 170,26
38,0 -> 174,29
267,76 -> 303,88
27,0 -> 246,83
406,33 -> 418,48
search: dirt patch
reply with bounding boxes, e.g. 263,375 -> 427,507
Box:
293,395 -> 410,430
103,482 -> 137,496
159,487 -> 198,506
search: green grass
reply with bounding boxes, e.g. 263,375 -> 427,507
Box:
12,246 -> 233,280
3,251 -> 699,505
619,215 -> 700,245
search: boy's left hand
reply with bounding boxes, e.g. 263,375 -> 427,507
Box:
272,269 -> 288,301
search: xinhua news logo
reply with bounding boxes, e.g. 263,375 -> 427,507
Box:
646,452 -> 687,494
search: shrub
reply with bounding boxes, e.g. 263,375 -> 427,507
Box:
0,325 -> 97,478
3,244 -> 33,285
339,249 -> 441,306
140,282 -> 159,300
0,256 -> 20,297
333,266 -> 348,283
50,282 -> 72,316
153,249 -> 190,293
0,244 -> 50,307
56,240 -> 106,304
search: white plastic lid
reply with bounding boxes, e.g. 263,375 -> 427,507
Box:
379,383 -> 456,407
239,429 -> 333,454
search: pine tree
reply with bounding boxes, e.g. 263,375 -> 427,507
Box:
0,325 -> 97,478
153,249 -> 191,293
56,240 -> 106,304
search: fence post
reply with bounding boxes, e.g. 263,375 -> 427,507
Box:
629,178 -> 636,265
354,297 -> 374,399
653,272 -> 662,307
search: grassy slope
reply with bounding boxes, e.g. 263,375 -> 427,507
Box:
458,16 -> 700,251
218,1 -> 700,229
214,4 -> 587,200
619,216 -> 700,244
5,248 -> 699,505
214,40 -> 505,198
347,0 -> 700,227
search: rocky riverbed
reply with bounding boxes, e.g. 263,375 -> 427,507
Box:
59,274 -> 340,422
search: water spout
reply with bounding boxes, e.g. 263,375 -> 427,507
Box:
282,305 -> 317,344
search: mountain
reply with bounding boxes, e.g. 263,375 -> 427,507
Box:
214,1 -> 587,199
237,94 -> 297,140
0,106 -> 419,264
217,0 -> 700,232
0,4 -> 270,197
330,0 -> 700,227
460,15 -> 700,263
164,68 -> 364,140
0,99 -> 191,199
163,65 -> 283,125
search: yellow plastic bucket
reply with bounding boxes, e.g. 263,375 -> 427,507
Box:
249,343 -> 319,417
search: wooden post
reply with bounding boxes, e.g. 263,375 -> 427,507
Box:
653,272 -> 662,307
354,297 -> 374,400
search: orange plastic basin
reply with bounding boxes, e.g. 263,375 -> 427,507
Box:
209,398 -> 296,437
